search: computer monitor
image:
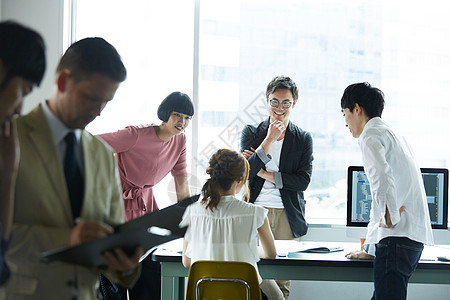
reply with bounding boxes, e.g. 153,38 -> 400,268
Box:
346,166 -> 448,229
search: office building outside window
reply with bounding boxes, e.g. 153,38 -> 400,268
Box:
75,0 -> 450,225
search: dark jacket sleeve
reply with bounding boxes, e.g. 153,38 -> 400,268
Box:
0,231 -> 10,285
280,131 -> 313,192
240,124 -> 267,181
240,124 -> 253,153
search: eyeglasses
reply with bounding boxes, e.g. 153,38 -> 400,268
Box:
269,99 -> 294,108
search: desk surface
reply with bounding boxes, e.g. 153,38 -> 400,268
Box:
153,240 -> 450,300
152,239 -> 450,269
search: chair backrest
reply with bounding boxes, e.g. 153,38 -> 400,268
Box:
185,260 -> 262,300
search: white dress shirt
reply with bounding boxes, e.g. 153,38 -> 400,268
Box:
41,101 -> 84,175
180,195 -> 268,283
359,117 -> 433,246
255,139 -> 284,208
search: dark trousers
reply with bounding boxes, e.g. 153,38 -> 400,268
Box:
121,257 -> 161,300
261,289 -> 268,300
372,237 -> 423,300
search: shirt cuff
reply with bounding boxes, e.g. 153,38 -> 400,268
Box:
255,147 -> 272,164
363,243 -> 376,256
389,210 -> 401,226
273,171 -> 283,189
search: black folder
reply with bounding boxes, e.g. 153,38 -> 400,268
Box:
298,246 -> 344,253
41,194 -> 199,267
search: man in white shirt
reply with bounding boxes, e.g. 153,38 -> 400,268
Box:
342,82 -> 433,300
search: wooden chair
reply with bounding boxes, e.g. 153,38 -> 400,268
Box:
185,260 -> 262,300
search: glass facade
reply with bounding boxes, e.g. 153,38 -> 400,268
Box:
76,0 -> 450,224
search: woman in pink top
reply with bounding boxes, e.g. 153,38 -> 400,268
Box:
98,91 -> 194,299
99,91 -> 194,221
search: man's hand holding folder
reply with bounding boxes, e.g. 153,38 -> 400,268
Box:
41,194 -> 199,268
68,219 -> 144,273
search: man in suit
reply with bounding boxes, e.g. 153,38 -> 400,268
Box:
240,75 -> 313,299
0,21 -> 46,285
0,38 -> 143,299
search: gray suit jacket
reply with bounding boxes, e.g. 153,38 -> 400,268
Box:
0,104 -> 136,299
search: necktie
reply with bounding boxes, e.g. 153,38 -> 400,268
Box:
64,132 -> 84,220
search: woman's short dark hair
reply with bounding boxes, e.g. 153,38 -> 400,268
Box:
0,20 -> 46,89
340,82 -> 385,118
157,92 -> 194,122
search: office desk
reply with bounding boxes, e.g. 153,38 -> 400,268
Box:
152,241 -> 450,300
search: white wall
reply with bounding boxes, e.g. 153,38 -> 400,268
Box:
1,2 -> 449,299
304,225 -> 450,245
1,0 -> 64,114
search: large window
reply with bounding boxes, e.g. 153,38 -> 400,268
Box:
75,0 -> 195,207
75,0 -> 450,224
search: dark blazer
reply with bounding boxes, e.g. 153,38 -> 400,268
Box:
240,118 -> 313,237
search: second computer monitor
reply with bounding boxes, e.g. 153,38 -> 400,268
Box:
347,166 -> 448,229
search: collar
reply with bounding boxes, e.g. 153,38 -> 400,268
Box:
41,100 -> 81,145
359,117 -> 383,138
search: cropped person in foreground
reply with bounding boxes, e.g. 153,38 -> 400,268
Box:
0,20 -> 46,285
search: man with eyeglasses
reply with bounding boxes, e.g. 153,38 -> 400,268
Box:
240,75 -> 313,300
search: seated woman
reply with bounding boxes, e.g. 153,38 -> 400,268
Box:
180,149 -> 284,300
98,91 -> 194,299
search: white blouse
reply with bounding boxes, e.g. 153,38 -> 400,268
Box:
180,195 -> 268,282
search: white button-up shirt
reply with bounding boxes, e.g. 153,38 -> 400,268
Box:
359,117 -> 433,246
41,101 -> 84,174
